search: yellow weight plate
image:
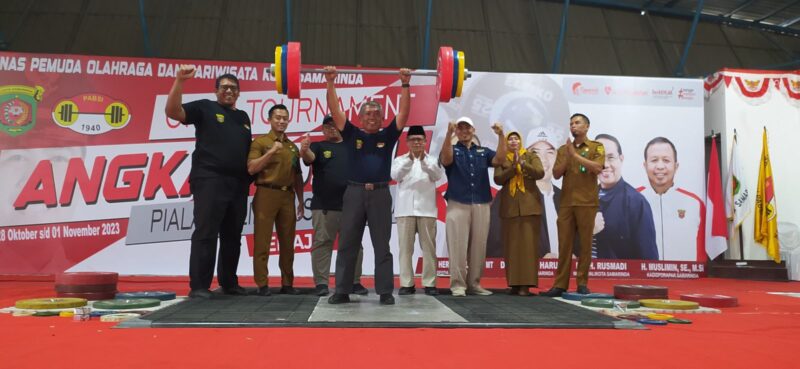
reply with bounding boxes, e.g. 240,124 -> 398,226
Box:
274,46 -> 283,94
639,299 -> 699,310
15,298 -> 87,310
456,51 -> 465,97
646,313 -> 674,321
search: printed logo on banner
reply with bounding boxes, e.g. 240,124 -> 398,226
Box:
678,88 -> 696,100
651,87 -> 674,99
51,93 -> 131,135
0,85 -> 44,137
571,82 -> 599,96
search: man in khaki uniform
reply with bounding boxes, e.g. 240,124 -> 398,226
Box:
541,113 -> 604,297
248,104 -> 305,296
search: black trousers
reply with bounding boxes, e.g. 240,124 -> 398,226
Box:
189,176 -> 249,290
335,185 -> 395,295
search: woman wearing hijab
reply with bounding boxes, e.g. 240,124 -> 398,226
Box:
494,131 -> 545,296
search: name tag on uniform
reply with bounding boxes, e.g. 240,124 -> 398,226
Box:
215,114 -> 225,123
377,142 -> 385,148
476,148 -> 485,153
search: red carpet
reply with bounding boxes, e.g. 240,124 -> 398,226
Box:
1,276 -> 798,369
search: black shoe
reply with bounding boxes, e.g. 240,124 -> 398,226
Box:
352,283 -> 369,295
221,285 -> 248,296
188,289 -> 212,299
540,287 -> 566,297
398,286 -> 416,295
315,284 -> 329,296
576,285 -> 591,294
424,287 -> 439,296
256,286 -> 272,296
328,293 -> 350,304
379,294 -> 395,305
280,286 -> 302,295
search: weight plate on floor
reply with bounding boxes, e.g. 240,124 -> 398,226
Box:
667,318 -> 692,324
561,292 -> 614,301
15,297 -> 88,310
33,311 -> 61,317
679,293 -> 738,308
639,299 -> 699,310
55,283 -> 117,293
55,272 -> 118,286
637,318 -> 668,325
616,313 -> 648,321
581,298 -> 641,309
92,298 -> 161,310
613,284 -> 668,299
115,291 -> 176,301
57,291 -> 118,301
646,313 -> 674,321
100,313 -> 141,322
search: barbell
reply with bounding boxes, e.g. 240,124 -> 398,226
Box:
271,41 -> 469,102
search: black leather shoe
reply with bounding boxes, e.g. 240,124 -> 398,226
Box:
328,293 -> 350,304
352,283 -> 369,295
398,286 -> 416,295
280,286 -> 302,295
315,284 -> 329,296
188,289 -> 212,299
424,287 -> 439,296
379,294 -> 395,305
576,285 -> 591,294
540,287 -> 566,297
256,286 -> 272,296
221,285 -> 248,296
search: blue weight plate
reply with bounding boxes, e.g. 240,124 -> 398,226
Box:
637,318 -> 668,325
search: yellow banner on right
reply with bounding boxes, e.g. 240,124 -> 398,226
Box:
754,128 -> 780,262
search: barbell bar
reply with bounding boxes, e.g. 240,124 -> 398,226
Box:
271,41 -> 470,102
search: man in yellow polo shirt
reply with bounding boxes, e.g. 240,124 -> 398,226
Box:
248,104 -> 305,296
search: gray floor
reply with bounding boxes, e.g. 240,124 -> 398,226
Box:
118,289 -> 638,329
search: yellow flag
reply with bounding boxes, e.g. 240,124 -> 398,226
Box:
754,128 -> 780,262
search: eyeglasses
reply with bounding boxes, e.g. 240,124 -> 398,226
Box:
218,85 -> 239,92
407,137 -> 426,142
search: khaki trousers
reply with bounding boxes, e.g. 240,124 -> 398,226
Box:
553,206 -> 596,289
397,216 -> 438,288
252,187 -> 296,288
446,200 -> 490,293
310,209 -> 362,286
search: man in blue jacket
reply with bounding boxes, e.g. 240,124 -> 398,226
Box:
594,134 -> 658,260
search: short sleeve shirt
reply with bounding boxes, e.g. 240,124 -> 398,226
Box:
182,99 -> 252,180
554,139 -> 605,206
444,142 -> 496,204
248,131 -> 300,187
308,140 -> 349,210
340,118 -> 401,183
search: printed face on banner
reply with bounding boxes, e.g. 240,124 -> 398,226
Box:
644,141 -> 679,194
597,137 -> 623,189
529,140 -> 556,182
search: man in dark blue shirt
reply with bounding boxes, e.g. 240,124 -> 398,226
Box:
324,66 -> 411,305
439,117 -> 506,297
165,66 -> 252,299
594,134 -> 658,260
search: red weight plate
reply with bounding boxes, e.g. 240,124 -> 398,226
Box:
55,272 -> 118,285
436,46 -> 454,103
57,291 -> 118,301
55,284 -> 117,293
286,41 -> 302,99
680,293 -> 739,308
614,284 -> 668,298
615,293 -> 668,301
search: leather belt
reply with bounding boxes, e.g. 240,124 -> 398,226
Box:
348,181 -> 389,191
258,183 -> 293,192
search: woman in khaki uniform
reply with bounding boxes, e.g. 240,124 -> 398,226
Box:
494,131 -> 545,296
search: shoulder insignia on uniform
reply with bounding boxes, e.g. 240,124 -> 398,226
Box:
597,145 -> 604,155
323,150 -> 332,158
215,114 -> 225,123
